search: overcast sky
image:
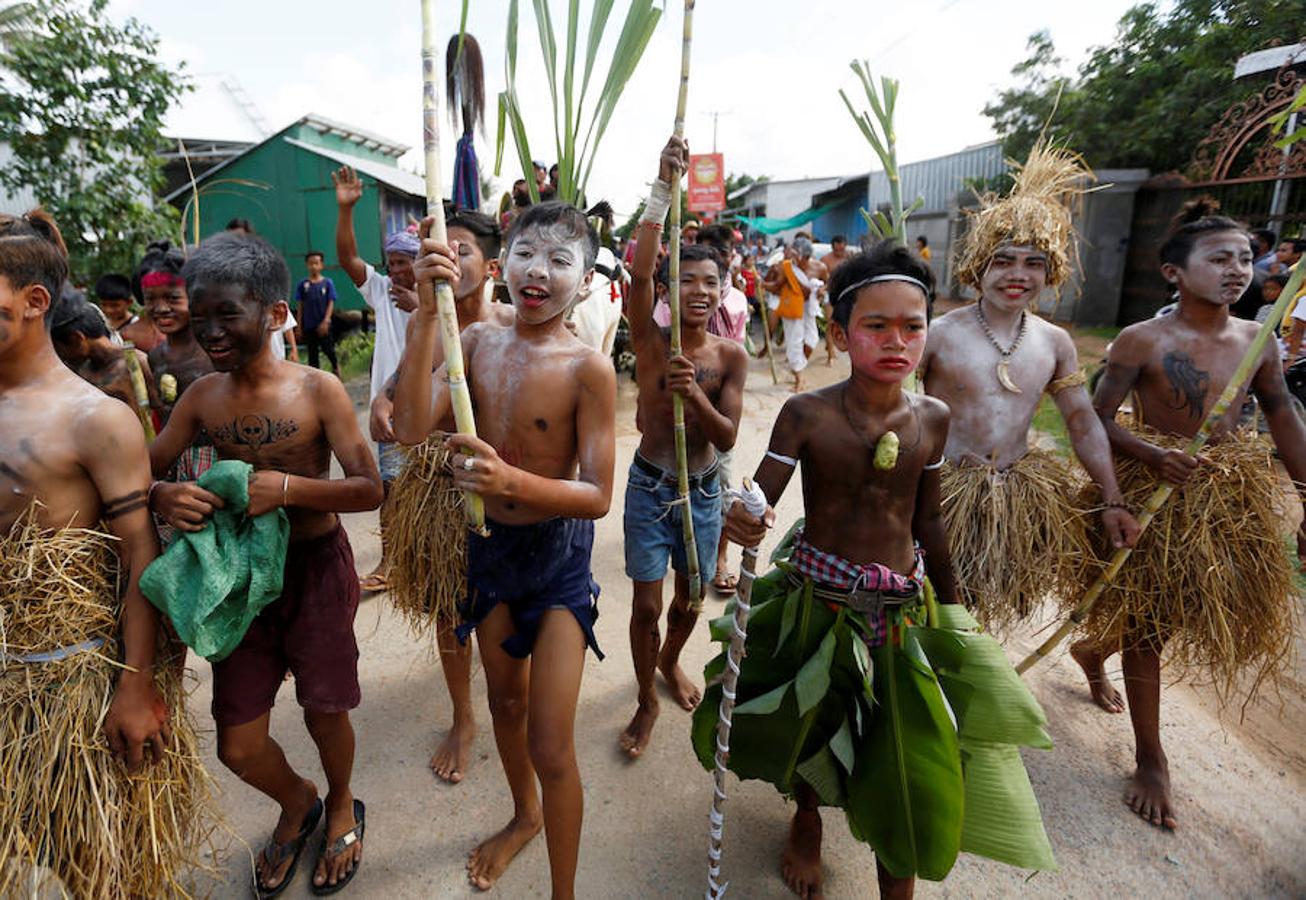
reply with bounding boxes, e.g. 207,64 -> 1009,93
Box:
113,0 -> 1153,217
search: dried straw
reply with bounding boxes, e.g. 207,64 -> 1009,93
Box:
1069,428 -> 1297,705
387,433 -> 468,636
954,139 -> 1093,290
941,450 -> 1092,633
0,507 -> 219,898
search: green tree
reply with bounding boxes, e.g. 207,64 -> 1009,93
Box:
983,0 -> 1303,173
0,0 -> 189,284
0,2 -> 35,54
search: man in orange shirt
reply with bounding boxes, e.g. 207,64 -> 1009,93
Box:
763,237 -> 821,392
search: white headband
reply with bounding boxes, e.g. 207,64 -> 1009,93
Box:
835,273 -> 931,305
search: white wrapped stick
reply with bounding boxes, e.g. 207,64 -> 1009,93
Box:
706,478 -> 769,899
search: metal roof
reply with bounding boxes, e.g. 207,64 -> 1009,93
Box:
299,113 -> 409,158
281,137 -> 425,197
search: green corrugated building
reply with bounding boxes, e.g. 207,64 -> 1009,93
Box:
164,113 -> 424,311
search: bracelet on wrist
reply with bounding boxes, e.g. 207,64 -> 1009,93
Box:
1102,499 -> 1129,511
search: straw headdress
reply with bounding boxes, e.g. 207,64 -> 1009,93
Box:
954,140 -> 1093,290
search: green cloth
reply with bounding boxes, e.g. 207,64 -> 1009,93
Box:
140,460 -> 289,662
691,564 -> 1057,881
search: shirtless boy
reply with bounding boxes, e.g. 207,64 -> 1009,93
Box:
619,136 -> 747,759
373,208 -> 514,785
1074,200 -> 1306,830
393,201 -> 616,898
96,271 -> 161,351
706,240 -> 1057,898
0,210 -> 169,765
920,144 -> 1138,631
138,241 -> 211,423
0,212 -> 172,893
149,232 -> 383,894
50,293 -> 161,412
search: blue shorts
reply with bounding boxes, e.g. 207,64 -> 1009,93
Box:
456,517 -> 602,659
378,441 -> 405,483
623,452 -> 722,584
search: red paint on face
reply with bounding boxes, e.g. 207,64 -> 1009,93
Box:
839,282 -> 928,384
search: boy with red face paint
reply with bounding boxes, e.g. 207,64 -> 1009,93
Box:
393,201 -> 616,898
138,241 -> 216,491
619,136 -> 748,761
919,143 -> 1139,636
698,240 -> 1056,899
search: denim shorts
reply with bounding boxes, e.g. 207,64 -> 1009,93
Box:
623,452 -> 722,584
378,440 -> 406,483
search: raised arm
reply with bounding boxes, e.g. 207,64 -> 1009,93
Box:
628,136 -> 687,348
911,402 -> 958,604
1050,331 -> 1139,548
80,402 -> 169,772
445,351 -> 617,519
332,166 -> 368,288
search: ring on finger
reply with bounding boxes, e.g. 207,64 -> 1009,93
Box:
462,456 -> 476,472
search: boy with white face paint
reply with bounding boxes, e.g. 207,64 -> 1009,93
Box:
392,201 -> 616,898
919,143 -> 1140,634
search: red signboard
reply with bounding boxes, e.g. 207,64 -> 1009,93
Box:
687,153 -> 725,213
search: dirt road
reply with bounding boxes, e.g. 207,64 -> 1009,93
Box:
191,351 -> 1306,898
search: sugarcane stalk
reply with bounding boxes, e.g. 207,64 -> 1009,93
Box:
669,0 -> 701,604
120,342 -> 155,440
706,479 -> 767,900
1017,261 -> 1306,674
421,0 -> 487,535
759,305 -> 779,384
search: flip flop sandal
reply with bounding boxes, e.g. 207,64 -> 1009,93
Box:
711,573 -> 740,596
254,797 -> 323,899
310,799 -> 366,896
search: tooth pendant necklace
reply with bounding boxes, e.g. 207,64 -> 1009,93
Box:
975,303 -> 1027,394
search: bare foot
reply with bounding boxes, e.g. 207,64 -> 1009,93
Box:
466,814 -> 543,891
313,793 -> 364,890
618,702 -> 659,759
1071,641 -> 1124,713
781,805 -> 824,899
255,778 -> 318,892
1125,759 -> 1177,830
658,660 -> 702,710
430,719 -> 476,783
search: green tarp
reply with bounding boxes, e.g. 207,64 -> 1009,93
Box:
140,460 -> 289,661
731,200 -> 844,235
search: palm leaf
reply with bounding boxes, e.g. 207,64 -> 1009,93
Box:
559,0 -> 580,200
530,0 -> 564,168
957,741 -> 1057,871
845,636 -> 964,881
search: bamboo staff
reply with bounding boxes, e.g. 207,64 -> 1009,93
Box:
420,0 -> 487,534
120,342 -> 155,440
706,479 -> 767,899
668,0 -> 702,604
1017,261 -> 1306,674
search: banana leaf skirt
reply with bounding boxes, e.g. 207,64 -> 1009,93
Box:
691,560 -> 1057,881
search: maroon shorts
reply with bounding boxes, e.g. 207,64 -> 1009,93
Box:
211,523 -> 361,727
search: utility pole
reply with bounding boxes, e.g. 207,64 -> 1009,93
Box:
702,109 -> 730,152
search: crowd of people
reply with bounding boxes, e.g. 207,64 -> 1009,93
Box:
1,124 -> 1305,900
